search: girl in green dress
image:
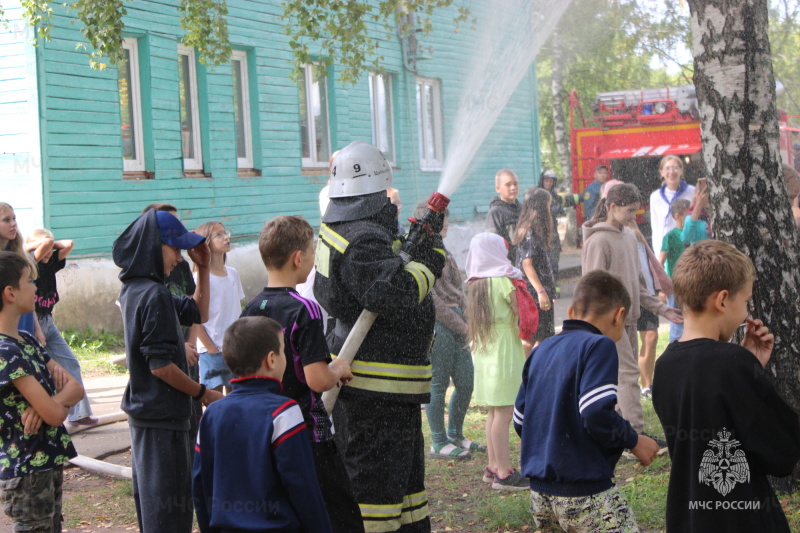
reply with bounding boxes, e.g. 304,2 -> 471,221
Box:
465,232 -> 529,490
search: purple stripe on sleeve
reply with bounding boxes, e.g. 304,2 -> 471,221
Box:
290,292 -> 320,320
290,322 -> 307,385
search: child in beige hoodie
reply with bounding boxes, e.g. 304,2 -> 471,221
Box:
581,183 -> 682,435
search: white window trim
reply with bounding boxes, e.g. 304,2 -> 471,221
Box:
231,50 -> 254,169
178,45 -> 203,171
301,64 -> 331,168
122,38 -> 145,172
369,72 -> 396,165
416,77 -> 443,171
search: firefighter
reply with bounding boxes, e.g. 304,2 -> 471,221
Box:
539,169 -> 583,296
314,140 -> 445,533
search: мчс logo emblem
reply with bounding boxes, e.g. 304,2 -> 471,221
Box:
699,428 -> 750,496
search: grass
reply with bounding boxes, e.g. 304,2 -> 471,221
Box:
62,327 -> 126,376
57,324 -> 800,531
62,475 -> 137,529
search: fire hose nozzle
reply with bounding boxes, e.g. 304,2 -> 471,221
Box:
401,192 -> 450,263
426,191 -> 450,214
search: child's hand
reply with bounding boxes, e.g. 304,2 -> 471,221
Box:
330,358 -> 353,387
21,406 -> 44,435
664,308 -> 683,324
202,388 -> 224,407
741,318 -> 774,368
35,330 -> 47,347
51,364 -> 68,392
188,239 -> 211,269
185,342 -> 199,366
538,292 -> 551,312
631,434 -> 659,466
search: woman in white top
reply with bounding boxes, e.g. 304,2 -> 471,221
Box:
649,155 -> 695,254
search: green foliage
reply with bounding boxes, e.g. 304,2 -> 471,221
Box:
537,0 -> 691,173
3,0 -> 230,69
180,0 -> 231,65
282,0 -> 472,84
73,0 -> 126,68
20,0 -> 53,41
63,326 -> 124,354
63,327 -> 126,376
769,1 -> 800,117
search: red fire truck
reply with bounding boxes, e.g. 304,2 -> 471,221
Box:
569,84 -> 800,235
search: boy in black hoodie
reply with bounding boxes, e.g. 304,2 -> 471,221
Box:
112,210 -> 223,533
485,168 -> 521,263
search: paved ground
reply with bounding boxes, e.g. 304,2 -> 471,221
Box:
68,375 -> 130,461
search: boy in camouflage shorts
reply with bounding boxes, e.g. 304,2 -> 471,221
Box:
514,271 -> 659,532
0,251 -> 84,532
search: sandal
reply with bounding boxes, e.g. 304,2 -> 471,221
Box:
429,442 -> 471,460
451,437 -> 487,453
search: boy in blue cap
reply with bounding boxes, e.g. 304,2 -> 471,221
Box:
113,209 -> 223,533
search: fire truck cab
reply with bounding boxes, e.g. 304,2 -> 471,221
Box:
569,84 -> 799,240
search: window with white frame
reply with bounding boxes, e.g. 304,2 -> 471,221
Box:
298,64 -> 331,167
369,73 -> 395,164
178,45 -> 203,171
231,50 -> 253,169
416,77 -> 443,171
119,38 -> 145,172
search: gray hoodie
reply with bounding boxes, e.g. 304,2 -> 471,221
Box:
581,221 -> 668,324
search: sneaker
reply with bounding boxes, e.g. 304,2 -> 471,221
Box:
491,469 -> 528,491
482,467 -> 496,483
640,387 -> 651,399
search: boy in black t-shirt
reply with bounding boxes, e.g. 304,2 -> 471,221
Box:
652,240 -> 800,532
240,215 -> 361,533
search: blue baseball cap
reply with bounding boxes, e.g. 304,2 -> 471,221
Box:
156,211 -> 205,249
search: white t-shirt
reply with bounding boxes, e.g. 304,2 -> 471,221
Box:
195,266 -> 245,353
649,184 -> 695,254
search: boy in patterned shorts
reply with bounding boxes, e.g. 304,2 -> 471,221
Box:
0,251 -> 85,531
514,270 -> 658,532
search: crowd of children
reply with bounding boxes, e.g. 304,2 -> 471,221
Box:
2,148 -> 800,533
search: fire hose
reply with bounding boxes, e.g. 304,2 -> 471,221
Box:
321,191 -> 450,414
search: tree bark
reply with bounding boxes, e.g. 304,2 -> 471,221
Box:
689,0 -> 800,490
550,30 -> 572,184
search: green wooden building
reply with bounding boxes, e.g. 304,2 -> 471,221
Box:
1,0 -> 542,256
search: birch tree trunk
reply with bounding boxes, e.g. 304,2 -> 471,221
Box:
550,30 -> 578,246
550,30 -> 571,184
688,0 -> 800,490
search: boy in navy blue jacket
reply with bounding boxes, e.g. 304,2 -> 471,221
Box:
514,270 -> 659,531
192,316 -> 333,533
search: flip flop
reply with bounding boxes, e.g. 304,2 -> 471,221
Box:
429,443 -> 471,460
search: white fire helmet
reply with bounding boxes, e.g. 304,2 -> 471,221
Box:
328,141 -> 393,198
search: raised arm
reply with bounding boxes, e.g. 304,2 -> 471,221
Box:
25,236 -> 55,263
54,239 -> 74,261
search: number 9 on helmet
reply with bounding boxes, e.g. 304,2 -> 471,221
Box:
328,141 -> 393,198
